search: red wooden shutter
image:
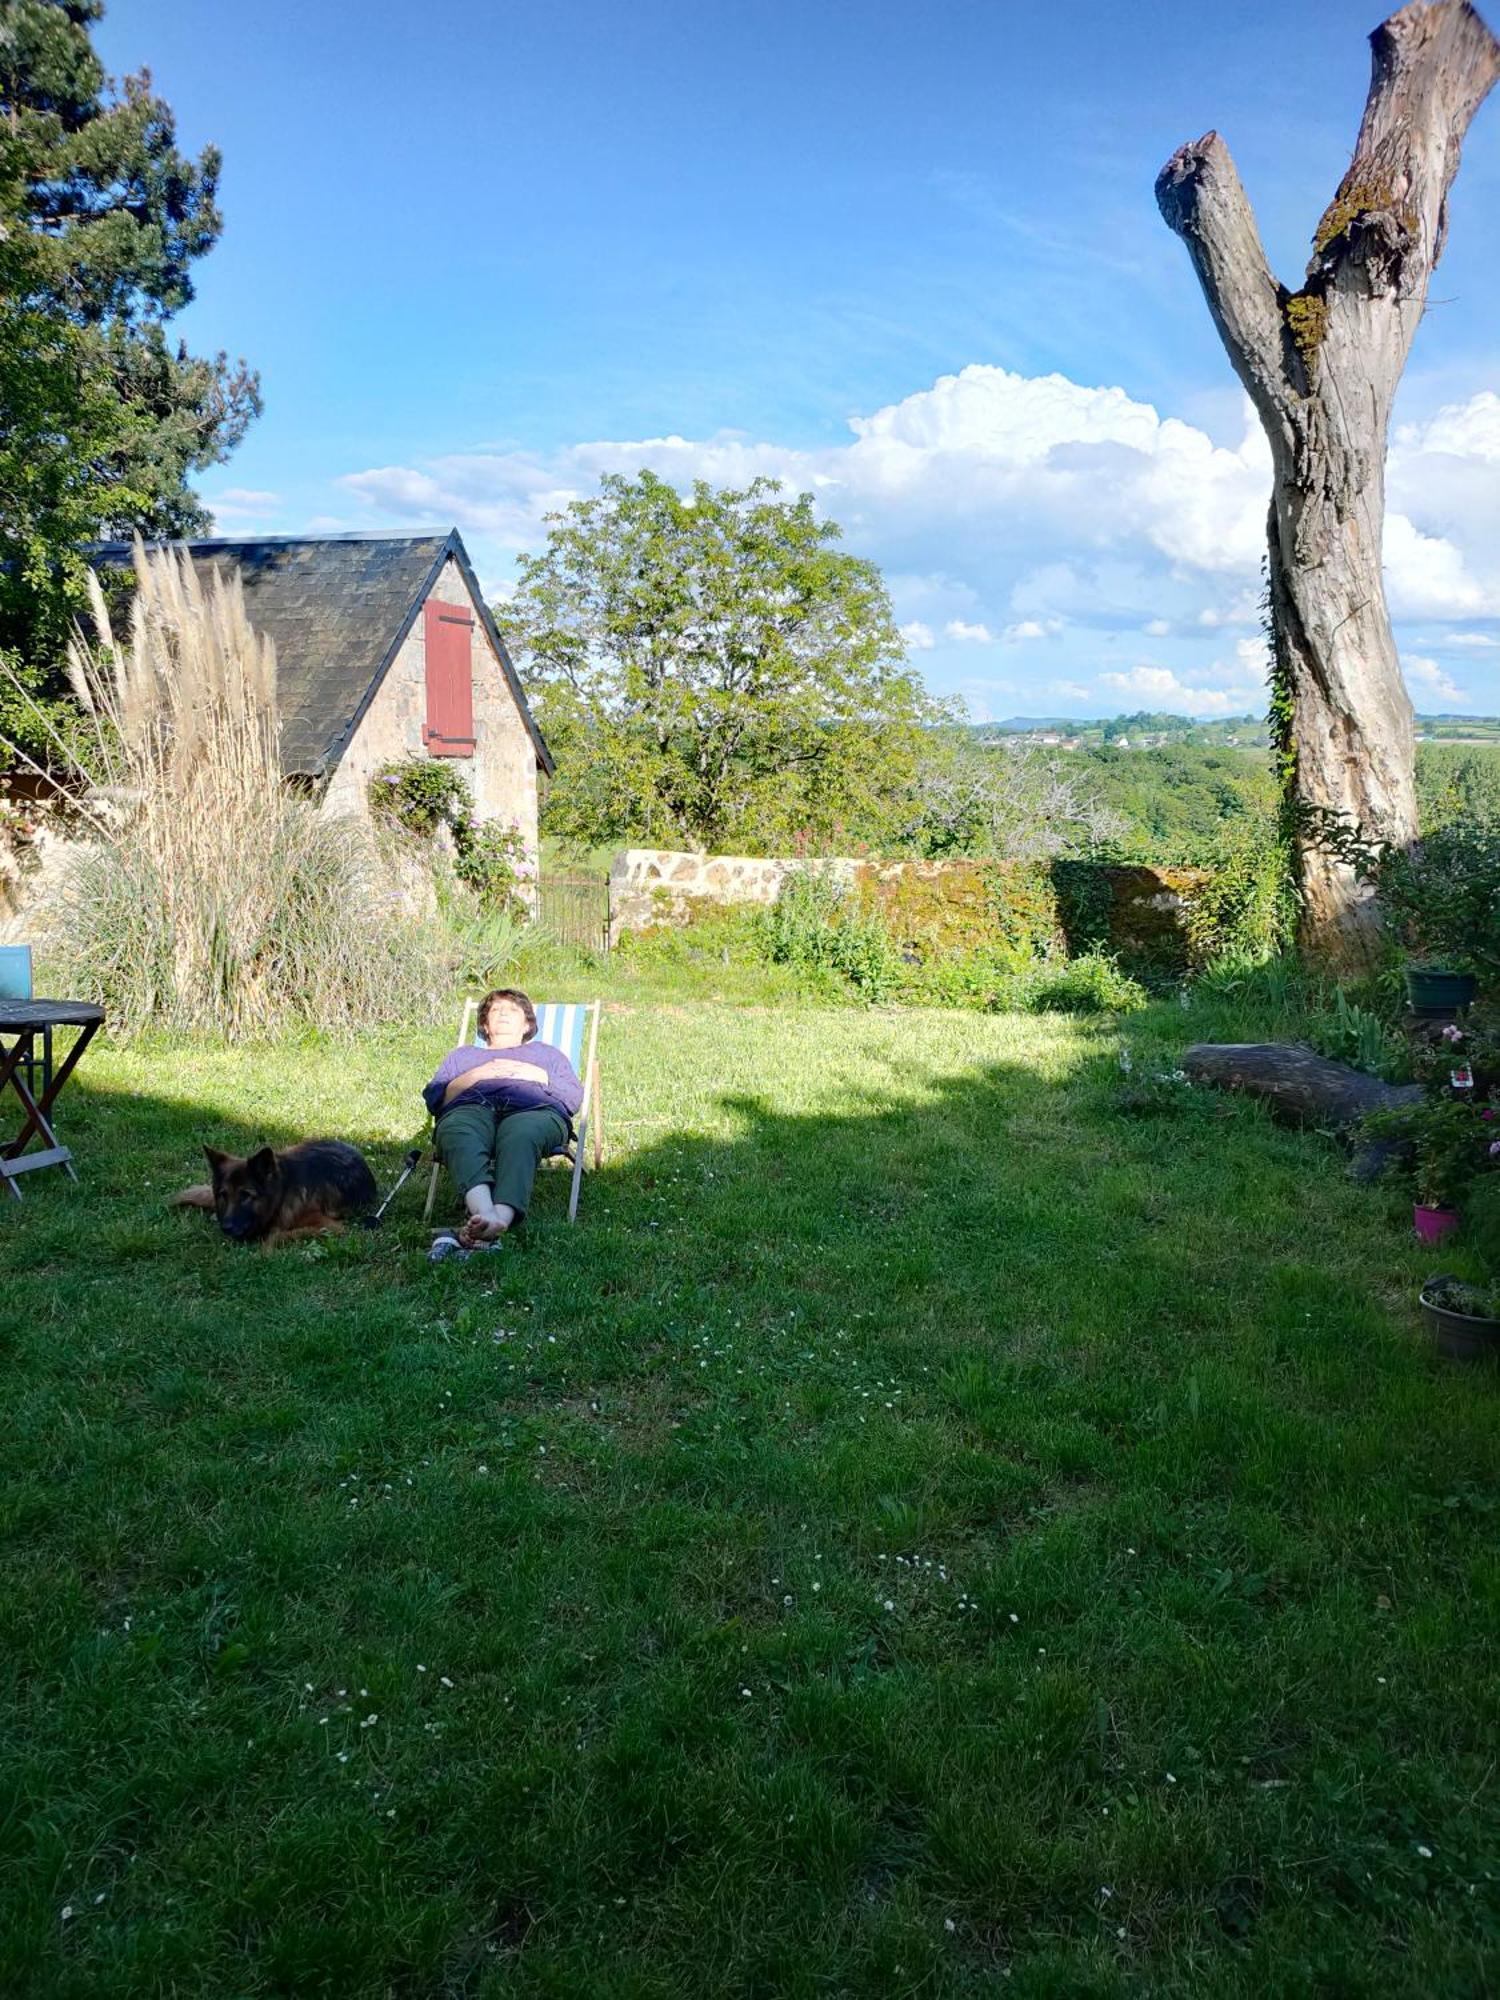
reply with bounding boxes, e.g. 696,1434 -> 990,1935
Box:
422,599 -> 476,755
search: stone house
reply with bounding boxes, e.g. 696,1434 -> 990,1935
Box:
89,530 -> 552,857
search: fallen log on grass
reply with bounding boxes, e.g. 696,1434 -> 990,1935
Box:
1182,1043 -> 1420,1131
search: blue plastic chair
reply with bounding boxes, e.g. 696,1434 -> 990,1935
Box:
423,996 -> 603,1224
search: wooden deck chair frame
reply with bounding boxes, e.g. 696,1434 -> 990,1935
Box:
423,997 -> 602,1226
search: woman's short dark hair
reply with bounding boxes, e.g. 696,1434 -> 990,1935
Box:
479,988 -> 536,1043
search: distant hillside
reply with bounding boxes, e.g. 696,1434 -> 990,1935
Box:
979,711 -> 1500,750
968,729 -> 1500,859
977,712 -> 1268,750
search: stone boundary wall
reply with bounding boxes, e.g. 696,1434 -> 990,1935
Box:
609,850 -> 853,936
608,848 -> 1210,965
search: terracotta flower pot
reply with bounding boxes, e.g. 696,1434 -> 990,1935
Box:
1413,1203 -> 1460,1246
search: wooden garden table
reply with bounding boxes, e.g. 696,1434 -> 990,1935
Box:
0,998 -> 105,1200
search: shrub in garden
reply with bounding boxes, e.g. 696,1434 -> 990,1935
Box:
1180,820 -> 1297,970
367,757 -> 471,839
1026,952 -> 1148,1016
370,756 -> 533,917
751,867 -> 902,1003
1364,1021 -> 1500,1213
1373,822 -> 1500,982
1405,1094 -> 1497,1210
453,817 -> 532,912
1313,815 -> 1500,985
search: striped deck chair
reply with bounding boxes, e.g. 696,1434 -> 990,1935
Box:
422,997 -> 603,1226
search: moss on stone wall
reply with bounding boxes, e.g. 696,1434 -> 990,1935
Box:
613,851 -> 1243,979
854,857 -> 1211,977
854,860 -> 1063,964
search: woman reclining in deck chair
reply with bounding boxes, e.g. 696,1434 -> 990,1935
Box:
423,988 -> 583,1248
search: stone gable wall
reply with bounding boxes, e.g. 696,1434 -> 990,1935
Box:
320,557 -> 539,865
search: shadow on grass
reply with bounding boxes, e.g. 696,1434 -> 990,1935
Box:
1,1026 -> 1471,1485
2,1020 -> 1497,1997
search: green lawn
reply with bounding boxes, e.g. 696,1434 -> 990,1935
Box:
3,990 -> 1498,1997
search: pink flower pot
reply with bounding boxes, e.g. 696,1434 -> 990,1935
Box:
1413,1204 -> 1460,1246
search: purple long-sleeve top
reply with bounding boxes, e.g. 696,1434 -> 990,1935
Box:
423,1040 -> 584,1132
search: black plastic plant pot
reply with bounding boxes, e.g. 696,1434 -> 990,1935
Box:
1405,966 -> 1477,1017
1419,1279 -> 1500,1362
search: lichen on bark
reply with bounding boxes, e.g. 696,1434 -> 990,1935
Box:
1283,289 -> 1329,372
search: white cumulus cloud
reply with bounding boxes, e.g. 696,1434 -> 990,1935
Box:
1404,655 -> 1470,705
206,486 -> 282,524
1396,391 -> 1500,464
332,360 -> 1500,700
1097,663 -> 1260,716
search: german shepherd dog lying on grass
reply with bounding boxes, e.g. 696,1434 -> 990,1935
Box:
174,1140 -> 378,1245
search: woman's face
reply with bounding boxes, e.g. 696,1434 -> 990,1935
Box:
483,999 -> 530,1047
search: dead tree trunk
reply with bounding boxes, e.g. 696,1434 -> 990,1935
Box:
1157,2 -> 1499,969
1182,1042 -> 1421,1128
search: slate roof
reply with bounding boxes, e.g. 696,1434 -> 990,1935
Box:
88,530 -> 553,780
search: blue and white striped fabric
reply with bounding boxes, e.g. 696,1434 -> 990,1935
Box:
472,999 -> 590,1073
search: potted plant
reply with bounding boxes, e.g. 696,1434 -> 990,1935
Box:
1360,824 -> 1500,1016
1405,963 -> 1478,1018
1364,1086 -> 1497,1243
1418,1275 -> 1500,1362
1411,1094 -> 1491,1241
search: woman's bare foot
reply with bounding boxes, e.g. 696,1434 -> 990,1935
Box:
459,1213 -> 506,1246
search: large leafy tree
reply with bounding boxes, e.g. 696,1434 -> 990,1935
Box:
0,0 -> 260,752
500,471 -> 936,852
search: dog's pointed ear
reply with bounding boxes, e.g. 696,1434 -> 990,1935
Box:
204,1146 -> 232,1183
247,1146 -> 279,1186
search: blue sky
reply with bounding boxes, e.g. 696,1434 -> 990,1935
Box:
98,0 -> 1500,718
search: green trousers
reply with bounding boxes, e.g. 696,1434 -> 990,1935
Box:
433,1102 -> 570,1220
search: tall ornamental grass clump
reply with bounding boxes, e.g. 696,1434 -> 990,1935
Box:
5,540 -> 445,1040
